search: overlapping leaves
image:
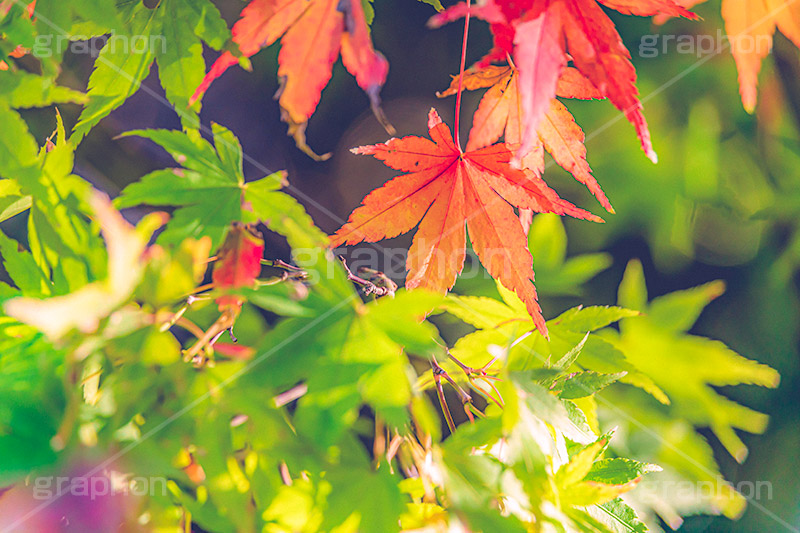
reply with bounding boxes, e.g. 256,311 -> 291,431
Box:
430,0 -> 697,163
331,108 -> 602,335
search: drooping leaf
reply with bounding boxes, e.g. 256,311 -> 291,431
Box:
598,0 -> 699,17
439,65 -> 613,212
189,0 -> 391,159
71,0 -> 230,141
665,0 -> 800,112
0,231 -> 50,296
157,0 -> 230,127
0,179 -> 31,223
0,1 -> 35,69
70,1 -> 160,141
212,224 -> 265,309
0,104 -> 38,174
331,108 -> 602,335
430,0 -> 698,163
0,70 -> 86,109
12,110 -> 106,294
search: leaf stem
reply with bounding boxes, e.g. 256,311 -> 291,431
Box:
453,0 -> 471,152
338,255 -> 393,297
433,362 -> 457,433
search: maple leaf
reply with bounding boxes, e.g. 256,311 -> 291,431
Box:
605,260 -> 780,462
70,0 -> 228,141
115,123 -> 327,252
330,108 -> 602,336
179,222 -> 266,365
212,223 -> 266,310
595,0 -> 697,17
3,192 -> 166,340
682,0 -> 800,112
439,65 -> 613,212
0,0 -> 35,70
189,0 -> 391,160
430,0 -> 698,164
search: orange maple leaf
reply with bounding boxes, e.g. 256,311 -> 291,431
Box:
688,0 -> 799,112
439,65 -> 613,213
330,108 -> 602,336
430,0 -> 698,165
189,0 -> 391,160
655,0 -> 800,112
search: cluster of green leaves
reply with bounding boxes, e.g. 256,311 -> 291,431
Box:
0,1 -> 784,532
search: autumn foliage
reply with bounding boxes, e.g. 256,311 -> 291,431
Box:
330,108 -> 602,335
0,0 -> 792,531
189,0 -> 392,159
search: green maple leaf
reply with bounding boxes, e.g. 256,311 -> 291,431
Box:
594,260 -> 780,521
437,281 -> 660,400
2,110 -> 105,294
115,123 -> 326,251
0,70 -> 87,109
250,283 -> 444,447
602,260 -> 779,462
71,0 -> 230,141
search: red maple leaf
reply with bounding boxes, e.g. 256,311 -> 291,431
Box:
189,0 -> 391,159
430,0 -> 697,165
213,223 -> 265,310
330,108 -> 602,336
439,65 -> 613,212
180,224 -> 264,365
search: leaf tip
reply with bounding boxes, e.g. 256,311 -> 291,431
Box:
734,447 -> 748,463
351,145 -> 376,155
741,90 -> 758,114
427,108 -> 443,129
707,280 -> 726,300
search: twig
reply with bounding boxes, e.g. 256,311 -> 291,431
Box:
432,355 -> 476,429
445,348 -> 505,408
432,362 -> 456,433
273,383 -> 308,407
453,0 -> 472,151
338,256 -> 392,296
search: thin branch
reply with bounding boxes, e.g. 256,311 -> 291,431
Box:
274,383 -> 308,407
453,0 -> 472,151
338,256 -> 392,296
432,360 -> 456,433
